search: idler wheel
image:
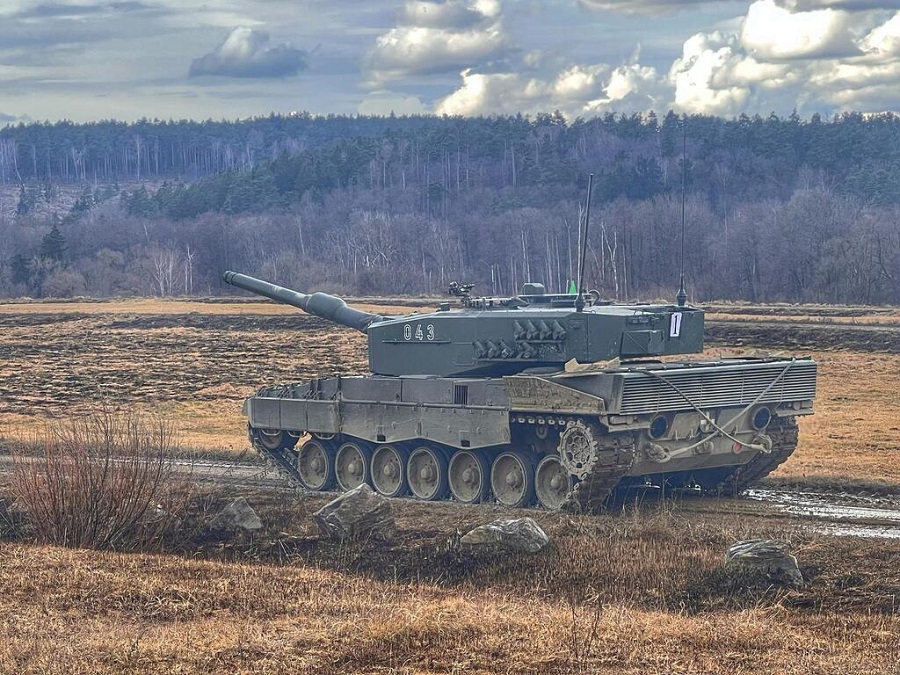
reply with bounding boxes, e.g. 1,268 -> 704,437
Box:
335,441 -> 372,491
370,444 -> 409,497
448,450 -> 489,504
296,439 -> 335,491
535,455 -> 573,510
490,450 -> 535,508
255,427 -> 297,452
407,445 -> 449,500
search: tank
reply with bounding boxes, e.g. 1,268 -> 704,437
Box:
223,271 -> 816,512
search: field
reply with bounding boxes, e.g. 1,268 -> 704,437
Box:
1,298 -> 899,673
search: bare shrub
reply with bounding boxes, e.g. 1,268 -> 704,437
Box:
8,407 -> 191,551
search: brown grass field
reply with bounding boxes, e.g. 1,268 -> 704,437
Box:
1,298 -> 899,674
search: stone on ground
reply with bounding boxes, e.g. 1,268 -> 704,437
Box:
314,484 -> 395,541
208,496 -> 263,532
460,517 -> 550,553
724,539 -> 804,587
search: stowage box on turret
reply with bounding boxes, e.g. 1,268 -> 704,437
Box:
223,271 -> 815,512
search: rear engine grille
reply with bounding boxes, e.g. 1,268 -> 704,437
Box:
617,360 -> 816,414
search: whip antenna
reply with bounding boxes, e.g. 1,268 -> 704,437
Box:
575,173 -> 594,312
677,119 -> 687,307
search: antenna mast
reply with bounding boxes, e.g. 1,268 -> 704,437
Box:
677,119 -> 687,307
575,173 -> 594,312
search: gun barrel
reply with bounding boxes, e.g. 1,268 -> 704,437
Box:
222,271 -> 383,333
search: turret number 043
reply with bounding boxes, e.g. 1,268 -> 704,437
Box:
403,323 -> 436,341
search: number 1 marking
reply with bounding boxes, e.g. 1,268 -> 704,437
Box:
669,312 -> 683,338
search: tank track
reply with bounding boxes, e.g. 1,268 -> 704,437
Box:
561,432 -> 636,514
715,418 -> 799,496
247,427 -> 305,488
247,422 -> 795,510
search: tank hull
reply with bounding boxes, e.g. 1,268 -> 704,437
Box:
244,356 -> 815,511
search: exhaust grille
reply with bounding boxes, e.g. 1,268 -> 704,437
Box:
616,360 -> 817,415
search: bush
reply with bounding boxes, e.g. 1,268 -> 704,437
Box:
9,407 -> 192,551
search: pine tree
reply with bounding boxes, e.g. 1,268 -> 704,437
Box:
40,223 -> 67,262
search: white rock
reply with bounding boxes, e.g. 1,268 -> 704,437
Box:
208,496 -> 263,532
460,517 -> 550,553
724,539 -> 804,588
314,484 -> 395,541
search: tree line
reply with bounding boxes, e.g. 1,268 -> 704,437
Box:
1,111 -> 899,305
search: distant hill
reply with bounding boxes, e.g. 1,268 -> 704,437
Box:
1,111 -> 899,304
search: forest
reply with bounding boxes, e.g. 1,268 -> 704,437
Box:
1,110 -> 899,304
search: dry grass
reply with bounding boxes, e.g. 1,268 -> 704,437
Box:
0,510 -> 898,675
784,351 -> 900,484
8,407 -> 192,550
706,311 -> 900,326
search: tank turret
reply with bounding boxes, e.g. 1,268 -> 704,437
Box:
223,271 -> 705,378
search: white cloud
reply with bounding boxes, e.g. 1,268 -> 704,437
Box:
664,3 -> 900,115
435,61 -> 666,116
189,27 -> 308,79
859,11 -> 900,54
3,0 -> 900,123
400,0 -> 499,28
366,0 -> 514,83
741,0 -> 859,59
669,32 -> 752,114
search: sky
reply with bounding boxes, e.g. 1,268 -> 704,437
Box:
1,0 -> 900,124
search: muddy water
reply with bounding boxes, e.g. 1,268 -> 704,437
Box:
745,488 -> 900,539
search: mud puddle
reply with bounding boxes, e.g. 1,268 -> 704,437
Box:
745,488 -> 900,539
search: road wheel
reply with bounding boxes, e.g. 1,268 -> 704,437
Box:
448,450 -> 489,504
296,439 -> 335,491
407,445 -> 449,500
535,455 -> 573,510
335,441 -> 372,491
490,450 -> 535,508
371,444 -> 408,497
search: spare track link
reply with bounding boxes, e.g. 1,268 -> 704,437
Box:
248,428 -> 306,489
561,431 -> 635,514
717,418 -> 799,496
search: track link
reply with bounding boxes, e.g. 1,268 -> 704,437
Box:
248,427 -> 305,487
561,431 -> 635,514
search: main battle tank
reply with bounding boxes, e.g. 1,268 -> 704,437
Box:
223,271 -> 816,512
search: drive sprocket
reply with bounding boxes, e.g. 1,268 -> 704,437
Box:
558,419 -> 600,479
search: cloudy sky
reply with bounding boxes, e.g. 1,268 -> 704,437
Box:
1,0 -> 900,124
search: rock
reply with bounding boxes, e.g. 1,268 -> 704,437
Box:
459,517 -> 550,553
314,484 -> 395,541
208,496 -> 263,532
724,539 -> 804,588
